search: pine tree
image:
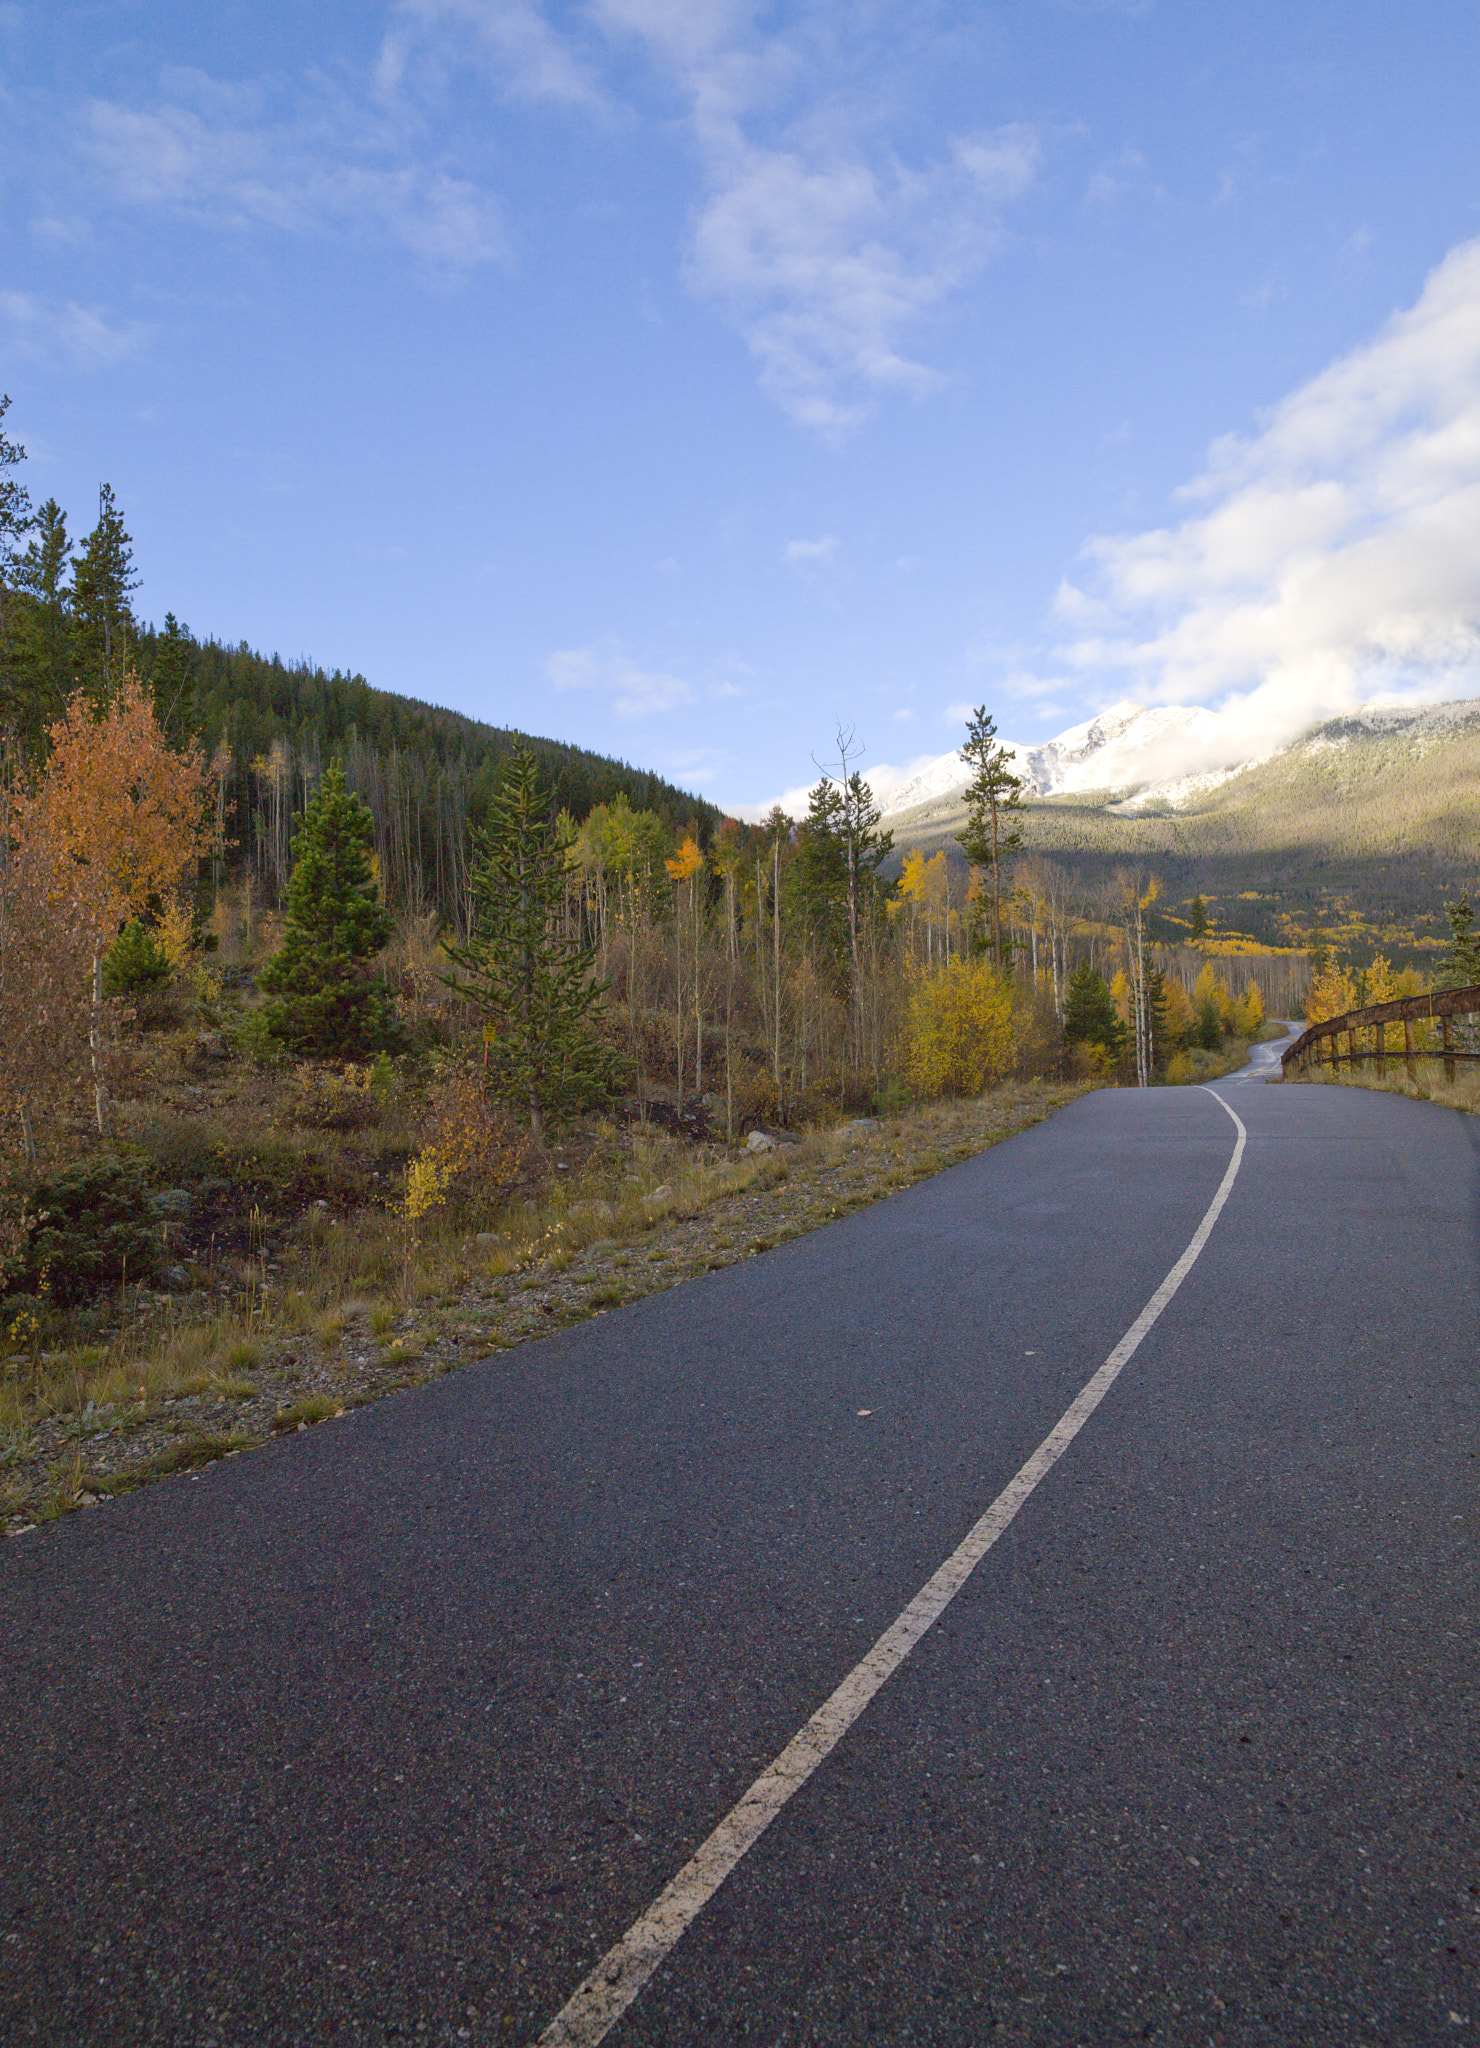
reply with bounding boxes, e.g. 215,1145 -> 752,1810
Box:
442,747 -> 619,1137
151,611 -> 195,743
259,764 -> 402,1057
9,498 -> 73,754
69,483 -> 138,701
0,396 -> 28,573
1438,895 -> 1480,990
1195,989 -> 1223,1050
957,706 -> 1025,969
1063,961 -> 1125,1058
1189,895 -> 1208,943
1146,965 -> 1171,1074
0,395 -> 33,739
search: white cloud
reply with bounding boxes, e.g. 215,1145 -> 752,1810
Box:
1060,234 -> 1480,775
83,73 -> 505,269
547,645 -> 697,717
588,2 -> 1038,432
1085,146 -> 1152,208
0,290 -> 150,368
377,0 -> 607,109
369,0 -> 1039,427
783,533 -> 837,565
683,122 -> 1038,434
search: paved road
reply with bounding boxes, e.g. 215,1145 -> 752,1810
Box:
1,1061 -> 1476,2046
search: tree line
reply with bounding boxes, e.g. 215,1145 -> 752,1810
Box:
0,394 -> 1314,1189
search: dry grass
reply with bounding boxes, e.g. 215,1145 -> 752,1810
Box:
1,988 -> 1087,1530
1284,1056 -> 1480,1113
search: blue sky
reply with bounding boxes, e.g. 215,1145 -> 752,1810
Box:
5,1 -> 1480,811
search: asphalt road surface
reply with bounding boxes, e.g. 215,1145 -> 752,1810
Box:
2,1054 -> 1476,2046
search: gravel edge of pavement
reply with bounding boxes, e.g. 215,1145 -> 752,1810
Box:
4,1081 -> 1087,1535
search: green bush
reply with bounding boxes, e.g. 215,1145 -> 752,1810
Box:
223,1007 -> 283,1067
21,1157 -> 161,1304
102,921 -> 171,997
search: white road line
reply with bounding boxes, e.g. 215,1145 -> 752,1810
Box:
534,1087 -> 1247,2048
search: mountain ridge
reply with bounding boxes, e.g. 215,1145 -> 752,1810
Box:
881,696 -> 1480,957
878,697 -> 1480,821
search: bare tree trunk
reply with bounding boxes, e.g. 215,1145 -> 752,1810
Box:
772,839 -> 782,1092
693,878 -> 703,1097
90,952 -> 108,1137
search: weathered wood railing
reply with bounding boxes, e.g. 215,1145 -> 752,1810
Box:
1281,984 -> 1480,1083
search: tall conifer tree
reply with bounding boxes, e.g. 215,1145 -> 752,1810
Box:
443,747 -> 618,1137
259,764 -> 402,1056
957,706 -> 1025,970
1064,961 -> 1124,1059
0,395 -> 33,737
70,483 -> 138,700
10,498 -> 72,753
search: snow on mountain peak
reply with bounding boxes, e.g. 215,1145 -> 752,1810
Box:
876,702 -> 1235,817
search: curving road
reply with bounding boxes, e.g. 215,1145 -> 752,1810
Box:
1,1053 -> 1477,2045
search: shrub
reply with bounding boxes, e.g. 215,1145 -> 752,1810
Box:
21,1156 -> 161,1303
906,960 -> 1015,1097
222,1007 -> 283,1067
284,1066 -> 379,1132
102,920 -> 171,997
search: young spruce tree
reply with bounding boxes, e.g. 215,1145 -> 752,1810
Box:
259,764 -> 402,1057
444,747 -> 619,1138
1438,895 -> 1480,990
1063,961 -> 1125,1061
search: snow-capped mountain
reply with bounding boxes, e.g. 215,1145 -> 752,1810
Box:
877,704 -> 1234,817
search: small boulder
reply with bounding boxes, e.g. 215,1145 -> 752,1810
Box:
745,1131 -> 777,1153
149,1188 -> 193,1221
158,1264 -> 191,1292
838,1117 -> 883,1140
641,1184 -> 674,1206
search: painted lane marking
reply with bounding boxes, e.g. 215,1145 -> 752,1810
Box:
534,1087 -> 1247,2048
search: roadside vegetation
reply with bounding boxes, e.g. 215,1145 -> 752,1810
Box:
0,404 -> 1327,1532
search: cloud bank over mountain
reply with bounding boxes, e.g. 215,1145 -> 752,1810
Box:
1052,235 -> 1480,773
732,234 -> 1480,819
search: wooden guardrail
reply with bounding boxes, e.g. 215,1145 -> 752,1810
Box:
1281,983 -> 1480,1082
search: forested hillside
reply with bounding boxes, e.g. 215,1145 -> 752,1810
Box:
129,622 -> 721,925
0,415 -> 718,927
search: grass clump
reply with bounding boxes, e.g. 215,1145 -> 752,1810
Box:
131,1433 -> 247,1480
272,1394 -> 341,1431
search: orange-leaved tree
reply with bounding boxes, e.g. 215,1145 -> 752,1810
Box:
0,765 -> 94,1168
12,678 -> 216,1138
